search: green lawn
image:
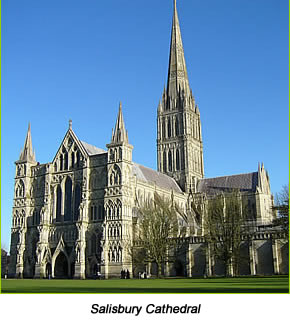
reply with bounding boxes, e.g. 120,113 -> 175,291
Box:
1,276 -> 289,294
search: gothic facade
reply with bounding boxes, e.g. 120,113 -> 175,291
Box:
9,1 -> 288,279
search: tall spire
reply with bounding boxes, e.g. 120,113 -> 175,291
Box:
19,123 -> 36,162
111,102 -> 128,144
167,0 -> 190,98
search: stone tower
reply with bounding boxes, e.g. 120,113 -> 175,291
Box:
157,0 -> 204,193
103,103 -> 134,277
9,124 -> 37,278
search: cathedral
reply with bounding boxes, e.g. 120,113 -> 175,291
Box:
9,1 -> 288,279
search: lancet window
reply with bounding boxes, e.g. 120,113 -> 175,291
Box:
163,151 -> 167,172
64,152 -> 68,170
176,149 -> 180,170
175,116 -> 179,136
64,177 -> 72,221
167,118 -> 172,138
74,184 -> 81,221
168,150 -> 172,172
162,119 -> 166,139
32,209 -> 40,226
60,155 -> 63,171
56,185 -> 62,222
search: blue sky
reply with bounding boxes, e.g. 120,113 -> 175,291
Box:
1,0 -> 288,249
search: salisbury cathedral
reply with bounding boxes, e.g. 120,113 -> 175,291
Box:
9,1 -> 288,279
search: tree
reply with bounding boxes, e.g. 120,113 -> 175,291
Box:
273,184 -> 289,235
203,191 -> 248,277
135,193 -> 185,277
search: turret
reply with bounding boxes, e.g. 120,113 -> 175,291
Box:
106,102 -> 133,163
103,102 -> 134,278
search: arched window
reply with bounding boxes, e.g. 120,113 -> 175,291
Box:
90,206 -> 94,221
60,155 -> 63,171
54,162 -> 57,172
162,119 -> 166,139
163,151 -> 167,172
64,153 -> 68,170
109,165 -> 121,186
117,246 -> 122,262
94,206 -> 97,220
168,150 -> 172,172
71,152 -> 75,169
176,149 -> 180,170
180,114 -> 184,135
74,184 -> 81,221
98,205 -> 102,220
16,180 -> 25,198
76,152 -> 80,168
167,118 -> 171,138
175,117 -> 179,136
56,185 -> 62,222
181,150 -> 185,170
33,209 -> 40,226
64,177 -> 72,221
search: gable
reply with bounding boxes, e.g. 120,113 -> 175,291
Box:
52,129 -> 89,170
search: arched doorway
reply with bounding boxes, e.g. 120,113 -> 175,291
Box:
174,260 -> 184,276
54,252 -> 68,278
46,263 -> 52,279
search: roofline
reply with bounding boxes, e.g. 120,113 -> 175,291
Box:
202,171 -> 257,181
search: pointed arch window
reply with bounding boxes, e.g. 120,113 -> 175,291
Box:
176,149 -> 180,170
64,177 -> 72,221
56,185 -> 62,222
76,152 -> 80,168
180,114 -> 184,135
64,152 -> 68,170
181,150 -> 185,170
90,206 -> 94,221
98,205 -> 102,220
109,165 -> 121,186
74,184 -> 81,221
167,118 -> 171,138
16,180 -> 25,198
168,150 -> 172,172
163,151 -> 167,172
175,117 -> 179,136
32,209 -> 38,225
71,152 -> 75,169
162,119 -> 166,139
60,155 -> 64,171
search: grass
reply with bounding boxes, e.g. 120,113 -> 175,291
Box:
1,275 -> 289,294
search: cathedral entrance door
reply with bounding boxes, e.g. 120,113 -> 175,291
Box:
54,252 -> 68,278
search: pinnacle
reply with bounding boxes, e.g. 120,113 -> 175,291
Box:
111,102 -> 128,144
19,123 -> 36,163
